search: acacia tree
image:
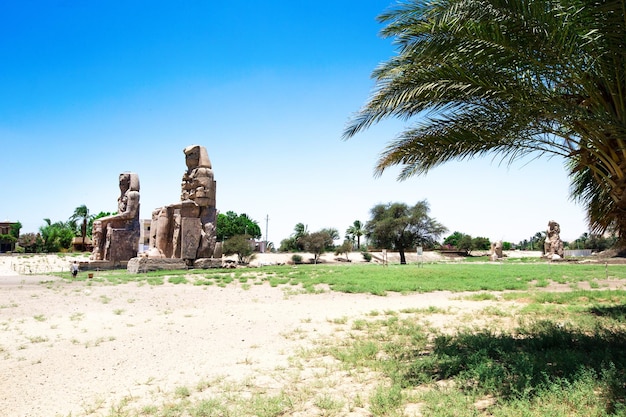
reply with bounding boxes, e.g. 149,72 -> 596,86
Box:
344,0 -> 626,251
216,211 -> 261,241
223,234 -> 255,264
300,230 -> 334,263
365,200 -> 447,264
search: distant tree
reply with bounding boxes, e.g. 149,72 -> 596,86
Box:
279,223 -> 309,252
300,231 -> 334,263
39,218 -> 74,252
457,234 -> 473,255
293,223 -> 308,240
335,240 -> 353,262
9,222 -> 21,239
278,237 -> 297,252
18,233 -> 42,253
584,234 -> 617,252
345,220 -> 365,249
472,237 -> 491,251
319,227 -> 340,250
443,231 -> 466,249
365,200 -> 447,264
70,205 -> 93,250
217,211 -> 261,241
222,234 -> 255,264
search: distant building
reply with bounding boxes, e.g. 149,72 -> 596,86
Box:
0,221 -> 19,253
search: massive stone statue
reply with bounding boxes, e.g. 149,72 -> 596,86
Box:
148,145 -> 218,263
91,172 -> 141,262
544,220 -> 564,258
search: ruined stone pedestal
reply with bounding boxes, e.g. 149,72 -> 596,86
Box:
79,260 -> 129,270
127,257 -> 188,274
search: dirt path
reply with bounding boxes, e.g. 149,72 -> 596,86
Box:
0,275 -> 498,417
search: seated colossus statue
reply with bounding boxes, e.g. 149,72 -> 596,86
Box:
148,145 -> 218,261
91,172 -> 141,262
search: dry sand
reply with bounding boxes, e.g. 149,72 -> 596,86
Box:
0,251 -> 542,416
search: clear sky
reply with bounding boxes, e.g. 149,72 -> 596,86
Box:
1,1 -> 589,246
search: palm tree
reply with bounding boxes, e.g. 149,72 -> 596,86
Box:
70,205 -> 92,251
344,0 -> 626,251
346,220 -> 365,249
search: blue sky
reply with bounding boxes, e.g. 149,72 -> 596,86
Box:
1,1 -> 588,246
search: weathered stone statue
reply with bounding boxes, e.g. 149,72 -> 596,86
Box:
490,240 -> 503,261
91,172 -> 141,262
544,220 -> 564,259
148,145 -> 218,263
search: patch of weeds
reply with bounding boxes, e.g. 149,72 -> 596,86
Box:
190,398 -> 228,416
463,292 -> 498,301
352,319 -> 368,330
314,393 -> 345,414
400,306 -> 450,314
249,392 -> 292,417
168,276 -> 188,285
33,314 -> 46,322
140,404 -> 158,414
113,309 -> 125,315
99,295 -> 112,304
174,385 -> 191,399
480,306 -> 512,317
146,276 -> 164,285
369,384 -> 403,416
330,316 -> 348,325
70,312 -> 84,322
27,335 -> 48,344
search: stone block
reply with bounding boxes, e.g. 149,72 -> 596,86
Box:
127,257 -> 188,274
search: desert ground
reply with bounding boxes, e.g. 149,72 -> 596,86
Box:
0,251 -> 578,417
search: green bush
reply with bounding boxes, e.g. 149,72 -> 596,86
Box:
362,252 -> 372,262
291,254 -> 303,264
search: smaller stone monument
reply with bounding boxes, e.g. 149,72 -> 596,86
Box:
89,172 -> 141,266
544,220 -> 564,259
490,240 -> 503,261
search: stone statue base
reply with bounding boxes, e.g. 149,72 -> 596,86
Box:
193,258 -> 223,269
127,257 -> 188,274
127,257 -> 224,274
79,260 -> 129,271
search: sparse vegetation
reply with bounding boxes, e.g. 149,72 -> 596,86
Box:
3,258 -> 626,416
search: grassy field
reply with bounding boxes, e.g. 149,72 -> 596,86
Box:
50,261 -> 626,416
63,261 -> 626,294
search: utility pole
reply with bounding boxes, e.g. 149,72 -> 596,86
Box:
265,214 -> 269,252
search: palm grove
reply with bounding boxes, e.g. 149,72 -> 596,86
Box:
344,0 -> 626,253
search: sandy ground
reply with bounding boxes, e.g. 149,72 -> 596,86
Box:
0,251 -> 544,416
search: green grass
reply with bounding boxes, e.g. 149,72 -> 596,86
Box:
320,288 -> 626,416
52,262 -> 626,295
